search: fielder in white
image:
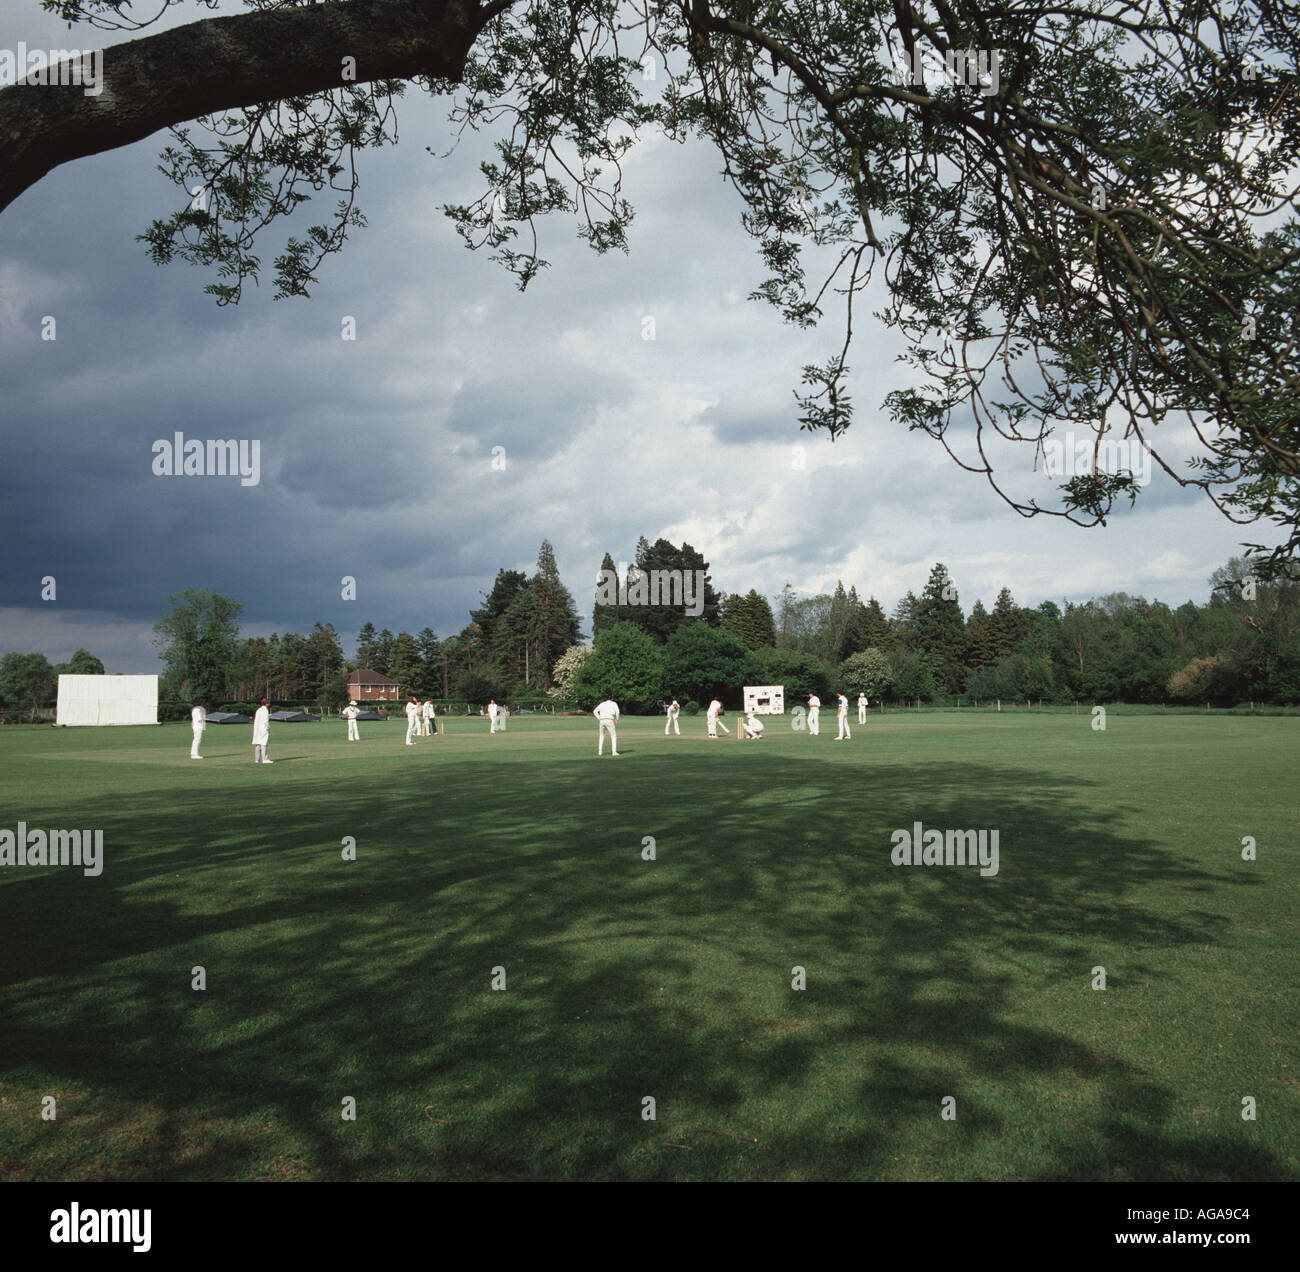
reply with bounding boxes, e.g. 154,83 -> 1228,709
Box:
665,699 -> 681,735
252,699 -> 273,764
190,701 -> 205,759
836,692 -> 851,740
343,699 -> 360,741
858,693 -> 868,725
807,694 -> 821,735
405,695 -> 420,746
706,698 -> 729,737
421,698 -> 435,737
594,695 -> 620,755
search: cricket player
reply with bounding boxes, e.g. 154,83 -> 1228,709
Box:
190,701 -> 205,759
594,695 -> 620,755
743,712 -> 764,740
343,699 -> 360,741
252,699 -> 273,764
858,693 -> 868,724
807,694 -> 821,735
665,699 -> 681,735
836,692 -> 851,740
706,698 -> 729,737
405,695 -> 420,746
421,698 -> 435,736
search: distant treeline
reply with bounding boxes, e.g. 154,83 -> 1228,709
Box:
3,550 -> 1296,720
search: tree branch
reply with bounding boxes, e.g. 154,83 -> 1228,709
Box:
0,0 -> 500,213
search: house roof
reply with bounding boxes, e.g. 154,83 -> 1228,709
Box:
347,668 -> 399,685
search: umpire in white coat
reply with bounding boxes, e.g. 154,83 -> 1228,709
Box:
190,701 -> 206,759
252,699 -> 272,764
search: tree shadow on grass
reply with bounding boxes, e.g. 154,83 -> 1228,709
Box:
0,750 -> 1291,1181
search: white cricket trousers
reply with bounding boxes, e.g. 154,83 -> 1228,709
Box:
837,713 -> 851,739
808,707 -> 820,734
191,726 -> 203,757
599,720 -> 618,754
347,720 -> 359,741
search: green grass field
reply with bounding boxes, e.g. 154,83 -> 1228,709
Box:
0,711 -> 1295,1181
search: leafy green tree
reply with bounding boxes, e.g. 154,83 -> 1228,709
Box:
302,621 -> 345,702
355,621 -> 378,668
661,623 -> 757,708
152,589 -> 242,703
838,648 -> 894,699
966,600 -> 994,669
889,592 -> 919,653
454,671 -> 499,706
592,552 -> 619,639
54,648 -> 106,677
547,644 -> 591,703
622,538 -> 722,642
750,647 -> 832,701
894,650 -> 942,703
570,622 -> 662,712
370,628 -> 395,676
415,627 -> 441,695
0,652 -> 57,715
839,590 -> 889,661
910,564 -> 969,692
471,569 -> 530,652
773,584 -> 800,648
984,588 -> 1031,664
388,631 -> 423,695
722,589 -> 777,651
527,540 -> 583,683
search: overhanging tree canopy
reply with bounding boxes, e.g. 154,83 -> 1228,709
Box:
7,1 -> 1298,564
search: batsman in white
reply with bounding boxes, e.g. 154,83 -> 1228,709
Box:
594,695 -> 620,756
706,698 -> 729,737
190,701 -> 205,759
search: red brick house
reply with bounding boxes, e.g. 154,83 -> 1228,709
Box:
347,668 -> 400,701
